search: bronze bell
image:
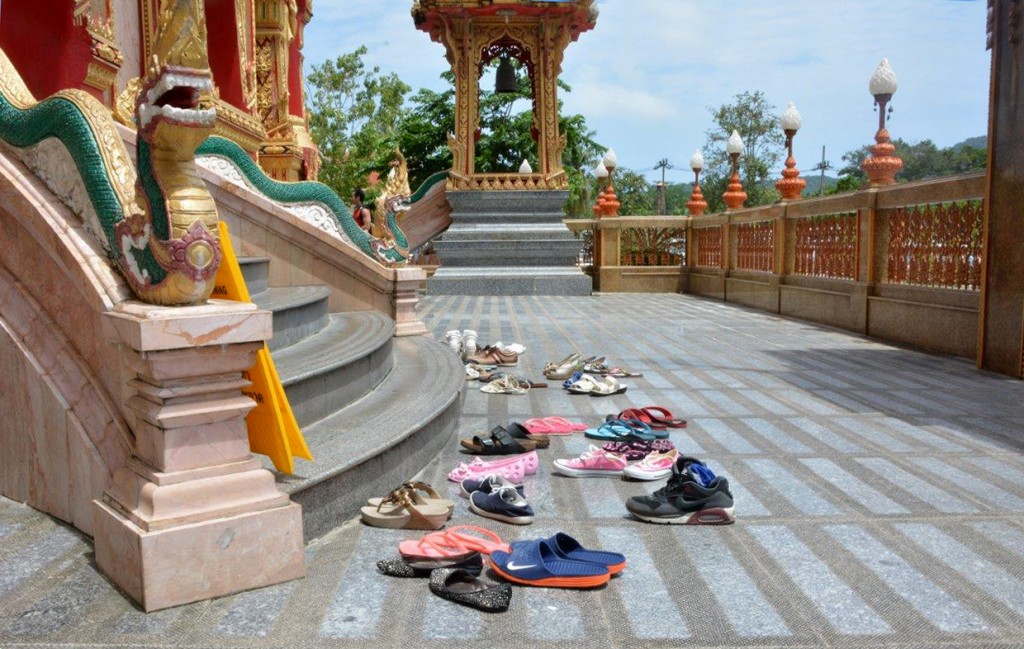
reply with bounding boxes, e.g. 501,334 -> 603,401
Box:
495,56 -> 517,94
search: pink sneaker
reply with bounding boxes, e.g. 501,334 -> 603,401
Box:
622,449 -> 679,481
448,451 -> 538,483
470,451 -> 538,475
552,445 -> 627,478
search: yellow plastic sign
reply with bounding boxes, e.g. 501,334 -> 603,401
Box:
213,221 -> 312,474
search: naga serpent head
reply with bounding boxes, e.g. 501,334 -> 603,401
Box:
122,0 -> 221,305
137,0 -> 216,149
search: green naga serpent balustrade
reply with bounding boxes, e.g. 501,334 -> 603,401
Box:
196,136 -> 411,266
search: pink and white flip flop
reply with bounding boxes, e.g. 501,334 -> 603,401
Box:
523,416 -> 587,435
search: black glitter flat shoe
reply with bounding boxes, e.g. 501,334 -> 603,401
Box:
377,552 -> 483,578
429,568 -> 512,612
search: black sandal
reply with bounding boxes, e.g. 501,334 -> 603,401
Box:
429,567 -> 512,612
377,552 -> 483,578
459,426 -> 537,454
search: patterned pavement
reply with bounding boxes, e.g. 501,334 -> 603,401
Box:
1,293 -> 1023,648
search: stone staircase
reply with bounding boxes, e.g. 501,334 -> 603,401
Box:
238,257 -> 464,541
428,189 -> 592,295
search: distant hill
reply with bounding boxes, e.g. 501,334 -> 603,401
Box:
802,175 -> 838,196
953,135 -> 987,151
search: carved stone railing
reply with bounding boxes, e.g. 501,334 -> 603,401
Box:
574,172 -> 986,358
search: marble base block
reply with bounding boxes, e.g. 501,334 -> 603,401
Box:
94,499 -> 304,612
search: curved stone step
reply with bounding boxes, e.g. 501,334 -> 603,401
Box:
272,311 -> 395,428
251,285 -> 330,351
272,335 -> 464,541
238,256 -> 271,296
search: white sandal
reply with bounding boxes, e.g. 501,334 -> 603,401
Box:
589,376 -> 627,397
566,374 -> 601,394
480,375 -> 530,395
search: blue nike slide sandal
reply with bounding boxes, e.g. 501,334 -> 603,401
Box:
489,538 -> 610,588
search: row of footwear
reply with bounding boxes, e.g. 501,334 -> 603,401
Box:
378,527 -> 628,612
543,353 -> 643,381
446,329 -> 527,366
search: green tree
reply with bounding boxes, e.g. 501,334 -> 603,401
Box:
614,169 -> 656,215
832,139 -> 987,192
700,91 -> 786,212
306,46 -> 411,200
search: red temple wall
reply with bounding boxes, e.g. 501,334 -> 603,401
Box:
0,0 -> 92,100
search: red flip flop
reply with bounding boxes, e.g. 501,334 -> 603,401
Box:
604,408 -> 665,430
642,406 -> 687,429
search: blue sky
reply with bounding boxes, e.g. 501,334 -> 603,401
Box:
303,1 -> 991,182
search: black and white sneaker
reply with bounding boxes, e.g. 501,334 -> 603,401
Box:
460,474 -> 525,499
626,457 -> 735,525
469,486 -> 535,525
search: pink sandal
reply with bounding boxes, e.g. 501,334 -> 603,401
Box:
398,526 -> 510,559
523,416 -> 587,435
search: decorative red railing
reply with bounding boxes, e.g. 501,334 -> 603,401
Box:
886,200 -> 983,290
735,221 -> 774,272
695,227 -> 723,268
793,213 -> 859,280
620,227 -> 686,266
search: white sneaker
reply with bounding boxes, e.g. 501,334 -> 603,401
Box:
463,329 -> 478,358
499,343 -> 526,355
445,330 -> 463,355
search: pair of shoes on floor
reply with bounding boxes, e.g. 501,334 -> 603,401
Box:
444,330 -> 478,358
522,416 -> 587,435
605,406 -> 687,430
448,450 -> 539,484
460,424 -> 549,454
626,456 -> 735,525
378,548 -> 511,612
602,438 -> 676,461
463,475 -> 534,525
489,532 -> 626,589
467,342 -> 524,366
360,481 -> 453,530
584,418 -> 666,443
552,445 -> 628,477
563,373 -> 627,396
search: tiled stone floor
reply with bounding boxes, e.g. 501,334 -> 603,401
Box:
1,293 -> 1023,648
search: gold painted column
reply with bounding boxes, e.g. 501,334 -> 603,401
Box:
536,19 -> 568,180
443,18 -> 479,182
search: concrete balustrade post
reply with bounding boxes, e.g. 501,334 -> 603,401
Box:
93,300 -> 304,612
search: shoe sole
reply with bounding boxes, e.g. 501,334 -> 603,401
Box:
469,501 -> 534,525
621,468 -> 673,481
629,506 -> 736,525
489,558 -> 610,589
552,463 -> 624,478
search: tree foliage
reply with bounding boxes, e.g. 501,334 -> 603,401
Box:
832,139 -> 987,192
306,48 -> 603,214
700,91 -> 786,212
306,46 -> 411,201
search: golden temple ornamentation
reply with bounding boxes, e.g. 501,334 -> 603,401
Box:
416,1 -> 595,191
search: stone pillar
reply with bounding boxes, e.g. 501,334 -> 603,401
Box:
393,267 -> 430,337
978,0 -> 1024,378
94,300 -> 304,612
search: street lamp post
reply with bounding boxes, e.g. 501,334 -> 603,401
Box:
861,58 -> 903,186
722,130 -> 748,210
687,150 -> 708,216
601,149 -> 620,217
593,160 -> 608,216
776,101 -> 807,200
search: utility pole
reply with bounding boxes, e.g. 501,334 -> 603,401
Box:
653,158 -> 673,215
811,146 -> 834,196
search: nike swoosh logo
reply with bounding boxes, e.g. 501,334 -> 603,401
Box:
506,561 -> 537,571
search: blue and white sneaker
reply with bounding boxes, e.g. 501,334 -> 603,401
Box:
490,538 -> 609,588
460,474 -> 524,498
469,486 -> 534,525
